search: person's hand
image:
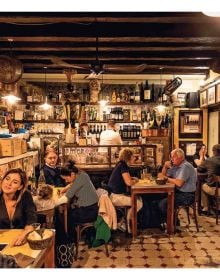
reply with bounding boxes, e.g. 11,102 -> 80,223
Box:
164,160 -> 172,169
11,230 -> 30,246
199,149 -> 205,158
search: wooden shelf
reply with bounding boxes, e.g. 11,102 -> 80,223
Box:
14,120 -> 64,123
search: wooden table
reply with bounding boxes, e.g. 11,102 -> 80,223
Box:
0,229 -> 55,268
131,180 -> 175,240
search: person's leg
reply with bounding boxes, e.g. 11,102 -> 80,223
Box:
201,183 -> 216,211
110,193 -> 143,233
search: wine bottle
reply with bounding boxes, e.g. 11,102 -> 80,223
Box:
38,169 -> 46,188
151,83 -> 155,102
143,80 -> 151,103
140,82 -> 144,103
134,82 -> 140,103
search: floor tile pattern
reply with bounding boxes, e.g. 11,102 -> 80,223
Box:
72,210 -> 220,268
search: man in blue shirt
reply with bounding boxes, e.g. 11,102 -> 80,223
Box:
158,148 -> 197,224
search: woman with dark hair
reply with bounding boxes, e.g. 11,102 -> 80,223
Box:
56,160 -> 98,226
0,168 -> 37,246
193,143 -> 209,168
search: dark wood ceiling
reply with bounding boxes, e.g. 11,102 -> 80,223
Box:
0,12 -> 220,76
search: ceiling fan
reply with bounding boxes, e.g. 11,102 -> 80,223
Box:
50,37 -> 148,78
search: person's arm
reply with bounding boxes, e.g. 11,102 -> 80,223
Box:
55,194 -> 68,206
12,225 -> 34,246
166,177 -> 185,188
122,172 -> 138,187
162,160 -> 172,176
60,183 -> 71,195
194,151 -> 205,167
12,192 -> 37,246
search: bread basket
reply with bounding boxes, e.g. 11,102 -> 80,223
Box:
27,229 -> 53,250
156,178 -> 167,185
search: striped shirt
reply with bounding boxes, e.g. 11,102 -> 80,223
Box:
66,171 -> 98,207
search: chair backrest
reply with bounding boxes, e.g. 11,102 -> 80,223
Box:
37,208 -> 55,228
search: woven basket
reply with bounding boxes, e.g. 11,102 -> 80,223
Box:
27,229 -> 53,250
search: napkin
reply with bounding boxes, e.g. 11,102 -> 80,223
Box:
14,253 -> 35,268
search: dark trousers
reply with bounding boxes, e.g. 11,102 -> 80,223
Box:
158,190 -> 195,223
68,203 -> 98,243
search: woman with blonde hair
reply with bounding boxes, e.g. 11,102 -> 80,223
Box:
0,168 -> 37,246
108,148 -> 143,233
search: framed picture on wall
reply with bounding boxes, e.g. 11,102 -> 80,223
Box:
179,110 -> 203,138
200,90 -> 207,107
207,86 -> 216,105
216,83 -> 220,103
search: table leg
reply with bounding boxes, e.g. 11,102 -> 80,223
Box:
44,235 -> 55,268
166,191 -> 174,235
131,192 -> 137,240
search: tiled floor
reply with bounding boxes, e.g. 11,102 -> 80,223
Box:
72,210 -> 220,268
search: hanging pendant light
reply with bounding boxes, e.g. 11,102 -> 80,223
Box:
39,66 -> 52,110
155,68 -> 166,114
2,83 -> 21,104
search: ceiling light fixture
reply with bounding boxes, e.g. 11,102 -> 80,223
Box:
2,94 -> 21,104
39,66 -> 52,110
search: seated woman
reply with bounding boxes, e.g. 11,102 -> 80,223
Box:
42,150 -> 66,187
0,168 -> 37,246
55,160 -> 99,238
108,148 -> 143,233
193,143 -> 209,168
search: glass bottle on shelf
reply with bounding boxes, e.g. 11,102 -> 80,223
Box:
112,90 -> 116,103
151,83 -> 155,102
38,169 -> 46,189
134,82 -> 140,103
143,80 -> 151,103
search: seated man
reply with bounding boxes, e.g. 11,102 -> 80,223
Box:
197,144 -> 220,213
158,148 -> 197,224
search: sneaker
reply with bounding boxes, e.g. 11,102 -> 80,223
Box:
117,222 -> 127,232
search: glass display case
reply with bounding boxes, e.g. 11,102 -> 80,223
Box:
61,144 -> 158,170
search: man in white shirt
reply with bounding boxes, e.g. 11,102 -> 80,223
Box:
99,119 -> 123,154
99,119 -> 123,146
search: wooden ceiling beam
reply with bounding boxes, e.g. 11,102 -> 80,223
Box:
1,36 -> 220,44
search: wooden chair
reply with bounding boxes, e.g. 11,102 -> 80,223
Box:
114,205 -> 130,233
37,208 -> 55,228
63,199 -> 110,261
208,175 -> 220,225
174,189 -> 199,232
